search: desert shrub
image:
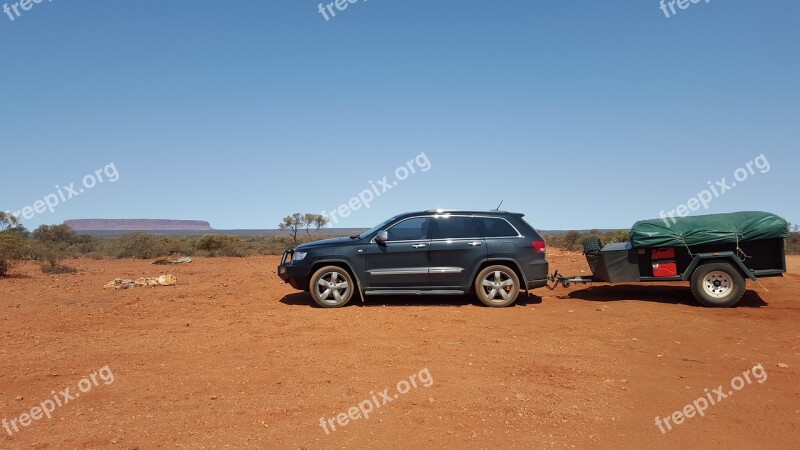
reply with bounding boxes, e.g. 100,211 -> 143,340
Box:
543,229 -> 632,252
562,231 -> 581,249
245,235 -> 296,255
32,224 -> 77,244
104,232 -> 165,259
786,233 -> 800,255
612,229 -> 631,243
66,236 -> 103,257
31,225 -> 79,272
30,241 -> 67,272
41,264 -> 78,274
30,241 -> 79,273
159,236 -> 195,256
243,234 -> 338,255
195,234 -> 247,257
0,232 -> 27,277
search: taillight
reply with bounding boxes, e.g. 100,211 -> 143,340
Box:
532,240 -> 546,253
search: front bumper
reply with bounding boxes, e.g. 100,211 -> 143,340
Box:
278,250 -> 310,291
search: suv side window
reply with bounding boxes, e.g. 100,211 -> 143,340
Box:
387,217 -> 430,241
432,216 -> 477,239
477,217 -> 519,237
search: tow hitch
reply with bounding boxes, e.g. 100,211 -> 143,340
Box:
546,270 -> 597,290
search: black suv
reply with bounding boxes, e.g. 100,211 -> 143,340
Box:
278,210 -> 548,307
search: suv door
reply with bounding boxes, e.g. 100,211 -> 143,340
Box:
428,215 -> 487,289
363,216 -> 431,288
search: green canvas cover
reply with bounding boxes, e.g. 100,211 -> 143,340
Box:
630,211 -> 789,248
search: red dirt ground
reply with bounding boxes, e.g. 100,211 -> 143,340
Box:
1,251 -> 798,449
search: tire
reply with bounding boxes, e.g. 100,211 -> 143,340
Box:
690,262 -> 745,307
583,237 -> 603,254
474,265 -> 520,307
309,266 -> 355,308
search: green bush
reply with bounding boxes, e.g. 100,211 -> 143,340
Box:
32,224 -> 77,244
104,232 -> 165,259
31,225 -> 79,273
0,232 -> 27,277
66,236 -> 103,257
542,229 -> 632,252
786,233 -> 800,255
195,234 -> 247,257
245,234 -> 321,255
159,236 -> 195,256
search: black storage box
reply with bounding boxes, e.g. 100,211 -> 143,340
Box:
585,242 -> 640,283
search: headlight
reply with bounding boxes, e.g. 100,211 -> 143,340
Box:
293,251 -> 308,262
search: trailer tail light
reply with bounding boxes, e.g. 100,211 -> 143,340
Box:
652,261 -> 677,277
532,240 -> 546,253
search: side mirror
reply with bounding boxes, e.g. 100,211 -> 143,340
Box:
376,230 -> 389,244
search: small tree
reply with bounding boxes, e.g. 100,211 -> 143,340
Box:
303,213 -> 316,236
0,212 -> 26,235
0,213 -> 26,276
279,213 -> 304,245
279,213 -> 329,243
313,214 -> 328,233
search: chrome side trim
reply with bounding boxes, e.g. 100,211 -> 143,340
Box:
368,268 -> 429,276
429,267 -> 464,274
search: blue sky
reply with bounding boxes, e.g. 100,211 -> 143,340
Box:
1,0 -> 798,230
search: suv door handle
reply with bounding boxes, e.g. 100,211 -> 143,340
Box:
411,244 -> 427,248
468,242 -> 483,246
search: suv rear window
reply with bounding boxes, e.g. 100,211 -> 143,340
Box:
477,217 -> 519,237
432,216 -> 477,239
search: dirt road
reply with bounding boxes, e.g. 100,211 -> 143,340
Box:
1,252 -> 798,448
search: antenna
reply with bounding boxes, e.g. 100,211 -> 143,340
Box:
494,200 -> 503,211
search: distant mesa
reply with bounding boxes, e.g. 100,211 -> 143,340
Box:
65,219 -> 214,231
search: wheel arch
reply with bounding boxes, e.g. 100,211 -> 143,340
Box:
468,258 -> 527,294
683,254 -> 755,282
309,259 -> 365,302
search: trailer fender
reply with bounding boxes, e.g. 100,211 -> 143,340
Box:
681,252 -> 757,281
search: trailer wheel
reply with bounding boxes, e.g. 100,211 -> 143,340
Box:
690,262 -> 745,307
